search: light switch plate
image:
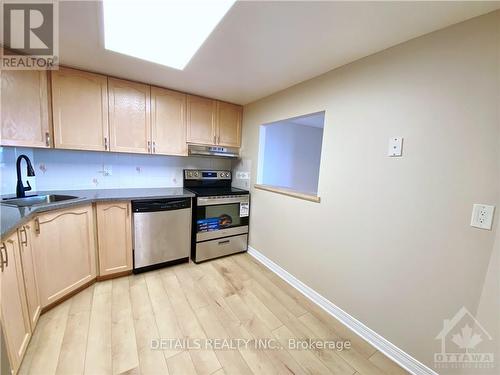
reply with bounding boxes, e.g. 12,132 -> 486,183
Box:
388,137 -> 403,157
471,204 -> 495,230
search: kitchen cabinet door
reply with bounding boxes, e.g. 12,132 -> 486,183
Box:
0,233 -> 31,374
151,87 -> 187,156
51,67 -> 109,151
32,205 -> 96,308
96,202 -> 132,277
186,95 -> 216,145
108,78 -> 151,154
217,101 -> 242,148
18,222 -> 41,329
1,69 -> 51,148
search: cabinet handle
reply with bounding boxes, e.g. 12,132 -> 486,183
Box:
153,141 -> 156,154
217,135 -> 220,144
147,141 -> 151,153
213,135 -> 216,144
2,241 -> 9,268
0,243 -> 5,272
20,226 -> 28,246
5,240 -> 13,268
127,204 -> 130,217
104,137 -> 108,151
218,240 -> 230,245
35,218 -> 40,234
45,132 -> 50,147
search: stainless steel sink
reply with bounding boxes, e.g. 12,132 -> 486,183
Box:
1,194 -> 81,207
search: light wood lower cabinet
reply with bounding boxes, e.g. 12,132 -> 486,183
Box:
32,205 -> 96,308
1,233 -> 31,374
96,202 -> 132,277
1,69 -> 51,148
18,223 -> 41,330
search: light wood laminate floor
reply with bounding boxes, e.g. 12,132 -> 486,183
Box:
19,253 -> 409,375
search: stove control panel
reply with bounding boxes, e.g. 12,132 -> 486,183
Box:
184,169 -> 231,180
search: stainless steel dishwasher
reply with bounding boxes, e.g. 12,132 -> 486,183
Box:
132,198 -> 191,273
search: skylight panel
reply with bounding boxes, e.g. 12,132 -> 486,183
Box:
103,0 -> 236,70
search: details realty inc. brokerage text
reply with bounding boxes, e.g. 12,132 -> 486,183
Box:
151,338 -> 352,351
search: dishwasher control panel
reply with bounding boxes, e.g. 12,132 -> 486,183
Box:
132,198 -> 191,213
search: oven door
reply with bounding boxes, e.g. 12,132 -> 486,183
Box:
195,195 -> 249,242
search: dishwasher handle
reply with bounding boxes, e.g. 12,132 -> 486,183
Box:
132,198 -> 191,213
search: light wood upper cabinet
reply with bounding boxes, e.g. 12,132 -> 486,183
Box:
3,64 -> 243,154
217,101 -> 242,147
186,95 -> 216,145
108,78 -> 151,154
18,223 -> 41,329
1,69 -> 51,148
151,87 -> 187,156
96,202 -> 132,277
186,95 -> 242,147
32,205 -> 96,308
1,233 -> 31,374
51,67 -> 109,151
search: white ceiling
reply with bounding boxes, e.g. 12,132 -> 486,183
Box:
59,1 -> 500,105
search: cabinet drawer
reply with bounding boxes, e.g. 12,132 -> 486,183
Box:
195,234 -> 247,263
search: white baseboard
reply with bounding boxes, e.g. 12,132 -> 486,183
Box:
247,246 -> 438,375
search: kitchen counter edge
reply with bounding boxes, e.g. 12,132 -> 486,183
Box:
0,188 -> 195,239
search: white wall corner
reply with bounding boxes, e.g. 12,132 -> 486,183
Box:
247,245 -> 438,375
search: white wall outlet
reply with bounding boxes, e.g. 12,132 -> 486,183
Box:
388,137 -> 403,157
236,171 -> 250,180
98,165 -> 112,176
470,204 -> 495,230
103,165 -> 112,176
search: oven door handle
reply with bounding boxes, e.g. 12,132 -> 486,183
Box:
197,196 -> 249,206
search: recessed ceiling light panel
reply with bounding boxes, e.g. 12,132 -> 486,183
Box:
103,0 -> 236,70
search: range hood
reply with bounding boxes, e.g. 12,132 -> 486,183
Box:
188,144 -> 239,158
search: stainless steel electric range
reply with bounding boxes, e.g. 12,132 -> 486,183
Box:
184,169 -> 249,263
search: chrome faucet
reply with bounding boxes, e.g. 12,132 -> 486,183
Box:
16,155 -> 35,198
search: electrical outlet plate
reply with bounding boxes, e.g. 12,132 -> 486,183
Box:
470,204 -> 495,230
388,137 -> 403,157
236,171 -> 250,180
105,165 -> 113,176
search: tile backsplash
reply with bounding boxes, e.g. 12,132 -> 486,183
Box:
0,147 -> 231,195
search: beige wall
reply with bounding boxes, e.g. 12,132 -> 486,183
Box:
241,11 -> 500,370
473,220 -> 500,374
